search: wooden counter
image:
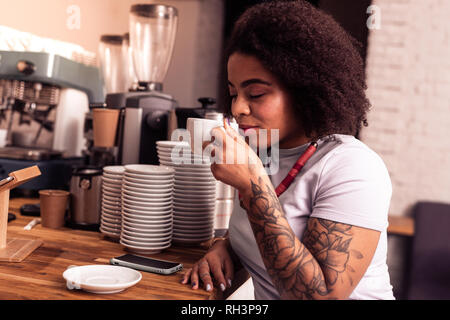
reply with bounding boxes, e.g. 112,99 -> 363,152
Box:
0,198 -> 221,300
388,215 -> 415,237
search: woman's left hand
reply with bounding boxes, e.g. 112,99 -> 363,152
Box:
203,121 -> 266,194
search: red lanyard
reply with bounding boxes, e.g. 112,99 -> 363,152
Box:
238,141 -> 318,201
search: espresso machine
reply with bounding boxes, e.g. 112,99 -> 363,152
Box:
0,47 -> 104,195
104,4 -> 179,165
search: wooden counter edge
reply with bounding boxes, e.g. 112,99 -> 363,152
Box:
388,215 -> 414,237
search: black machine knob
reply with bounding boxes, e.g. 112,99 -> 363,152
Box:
145,110 -> 168,130
17,60 -> 36,76
198,97 -> 216,109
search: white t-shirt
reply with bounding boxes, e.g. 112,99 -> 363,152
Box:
228,134 -> 395,300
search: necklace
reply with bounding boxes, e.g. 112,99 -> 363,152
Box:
274,141 -> 318,197
238,141 -> 318,205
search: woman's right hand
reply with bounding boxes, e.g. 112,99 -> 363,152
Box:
181,239 -> 234,292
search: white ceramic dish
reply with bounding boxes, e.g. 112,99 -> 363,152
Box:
122,216 -> 172,228
102,212 -> 121,221
102,198 -> 121,205
103,173 -> 124,180
156,140 -> 190,147
120,235 -> 171,246
121,205 -> 172,215
121,230 -> 172,240
122,224 -> 171,234
173,220 -> 214,228
122,194 -> 172,203
102,176 -> 122,183
122,193 -> 171,202
173,208 -> 215,215
103,186 -> 122,193
173,193 -> 215,199
102,190 -> 122,197
120,240 -> 171,254
175,176 -> 216,183
124,176 -> 174,185
101,220 -> 121,230
122,189 -> 171,198
124,172 -> 170,180
63,265 -> 141,294
172,225 -> 212,233
122,185 -> 173,194
102,203 -> 121,212
102,206 -> 121,214
124,164 -> 174,175
122,211 -> 172,221
122,199 -> 172,209
103,166 -> 125,175
103,194 -> 122,202
159,160 -> 211,168
123,181 -> 173,189
101,215 -> 121,224
99,227 -> 120,239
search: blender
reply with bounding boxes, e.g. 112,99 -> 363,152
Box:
105,4 -> 179,165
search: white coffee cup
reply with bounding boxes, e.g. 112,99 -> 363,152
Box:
186,118 -> 222,156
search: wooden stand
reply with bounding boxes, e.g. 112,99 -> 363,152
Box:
0,166 -> 43,262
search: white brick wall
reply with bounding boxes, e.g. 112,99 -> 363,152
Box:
360,0 -> 450,217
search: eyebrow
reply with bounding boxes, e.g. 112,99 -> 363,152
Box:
228,79 -> 272,88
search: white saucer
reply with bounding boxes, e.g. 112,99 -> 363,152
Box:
120,235 -> 171,246
120,240 -> 171,254
124,176 -> 174,185
122,224 -> 172,234
103,166 -> 126,175
103,172 -> 124,180
100,227 -> 120,239
122,185 -> 173,194
124,164 -> 174,175
122,211 -> 172,221
123,181 -> 173,189
122,216 -> 172,228
159,160 -> 210,167
122,199 -> 172,208
121,230 -> 172,241
63,265 -> 141,294
122,189 -> 171,198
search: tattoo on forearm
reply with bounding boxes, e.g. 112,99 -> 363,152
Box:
245,177 -> 363,299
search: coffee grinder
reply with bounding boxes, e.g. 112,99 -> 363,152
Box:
105,4 -> 179,165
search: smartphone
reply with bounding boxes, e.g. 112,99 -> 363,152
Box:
110,254 -> 183,275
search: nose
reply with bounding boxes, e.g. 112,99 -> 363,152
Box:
231,96 -> 251,119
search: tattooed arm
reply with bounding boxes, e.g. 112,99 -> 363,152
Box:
239,174 -> 380,300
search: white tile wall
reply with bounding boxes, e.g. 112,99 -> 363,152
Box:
360,0 -> 450,218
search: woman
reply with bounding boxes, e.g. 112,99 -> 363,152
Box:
181,0 -> 394,300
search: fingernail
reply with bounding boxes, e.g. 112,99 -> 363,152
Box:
220,283 -> 226,292
206,284 -> 212,292
192,282 -> 196,288
228,279 -> 232,287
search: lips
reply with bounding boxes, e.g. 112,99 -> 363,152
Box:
239,125 -> 259,133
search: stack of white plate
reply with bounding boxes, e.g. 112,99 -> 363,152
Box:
100,166 -> 125,239
120,164 -> 175,254
156,141 -> 217,245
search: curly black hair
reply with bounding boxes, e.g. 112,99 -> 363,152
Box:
222,0 -> 370,140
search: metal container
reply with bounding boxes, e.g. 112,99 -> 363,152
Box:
69,167 -> 103,229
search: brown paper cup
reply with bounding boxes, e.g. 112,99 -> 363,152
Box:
92,108 -> 120,147
39,190 -> 70,229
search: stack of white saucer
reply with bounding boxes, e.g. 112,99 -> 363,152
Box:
120,164 -> 175,254
100,166 -> 125,239
156,141 -> 217,245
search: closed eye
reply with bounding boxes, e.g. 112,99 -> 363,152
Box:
249,93 -> 265,99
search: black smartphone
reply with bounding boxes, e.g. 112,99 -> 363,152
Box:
110,254 -> 183,275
